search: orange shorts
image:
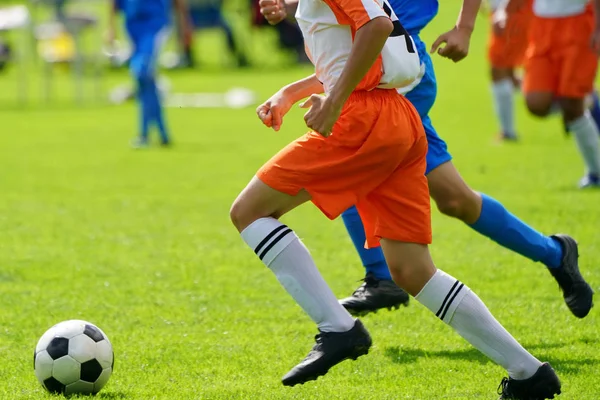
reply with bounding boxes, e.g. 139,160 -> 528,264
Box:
523,5 -> 598,98
257,89 -> 432,247
487,0 -> 533,68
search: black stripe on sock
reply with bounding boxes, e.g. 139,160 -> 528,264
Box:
258,228 -> 293,261
254,225 -> 288,255
436,280 -> 460,317
439,283 -> 465,321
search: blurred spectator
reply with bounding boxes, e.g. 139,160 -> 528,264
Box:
175,0 -> 249,68
250,0 -> 308,64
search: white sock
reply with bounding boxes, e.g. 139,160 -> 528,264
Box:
491,78 -> 516,136
241,217 -> 355,333
568,112 -> 600,175
415,270 -> 542,380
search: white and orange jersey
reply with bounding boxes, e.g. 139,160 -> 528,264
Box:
533,0 -> 590,17
295,0 -> 421,93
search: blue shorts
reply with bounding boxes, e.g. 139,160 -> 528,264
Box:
406,36 -> 452,175
126,20 -> 170,79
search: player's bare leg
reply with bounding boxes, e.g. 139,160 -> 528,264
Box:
379,239 -> 562,399
427,161 -> 594,318
491,67 -> 519,141
231,177 -> 372,386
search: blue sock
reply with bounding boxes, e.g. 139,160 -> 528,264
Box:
341,206 -> 392,280
145,78 -> 169,143
469,194 -> 563,268
589,90 -> 600,134
137,78 -> 153,141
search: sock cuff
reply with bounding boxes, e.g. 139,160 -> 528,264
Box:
241,217 -> 298,267
415,269 -> 470,324
491,78 -> 513,93
567,111 -> 592,130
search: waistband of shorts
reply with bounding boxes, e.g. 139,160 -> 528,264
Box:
348,89 -> 399,102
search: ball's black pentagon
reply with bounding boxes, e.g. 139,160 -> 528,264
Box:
46,337 -> 69,360
80,359 -> 102,382
83,325 -> 104,343
43,377 -> 66,394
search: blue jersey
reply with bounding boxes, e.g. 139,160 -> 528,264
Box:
390,0 -> 438,35
115,0 -> 171,25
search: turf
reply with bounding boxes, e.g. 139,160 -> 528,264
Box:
0,2 -> 599,399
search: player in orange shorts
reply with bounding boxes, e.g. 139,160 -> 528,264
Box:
487,0 -> 533,140
499,0 -> 600,187
229,0 -> 560,397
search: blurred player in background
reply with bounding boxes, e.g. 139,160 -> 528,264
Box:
234,0 -> 561,396
259,0 -> 594,323
497,0 -> 600,187
487,0 -> 532,141
107,0 -> 190,148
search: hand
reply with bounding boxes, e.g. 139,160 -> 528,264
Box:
300,94 -> 342,137
259,0 -> 287,25
591,29 -> 600,54
430,26 -> 473,62
256,90 -> 294,131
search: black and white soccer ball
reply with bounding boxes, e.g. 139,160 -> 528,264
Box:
34,320 -> 114,395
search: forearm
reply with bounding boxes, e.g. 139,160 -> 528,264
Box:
281,74 -> 324,103
173,0 -> 190,28
329,17 -> 393,107
456,0 -> 482,32
108,0 -> 117,33
284,0 -> 299,16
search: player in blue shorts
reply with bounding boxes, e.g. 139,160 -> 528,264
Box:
258,0 -> 594,319
108,0 -> 190,148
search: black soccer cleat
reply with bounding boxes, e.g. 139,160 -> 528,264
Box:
339,273 -> 410,316
498,363 -> 561,399
281,319 -> 372,387
547,234 -> 594,318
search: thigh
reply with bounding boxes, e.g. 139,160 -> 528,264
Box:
356,135 -> 431,249
230,176 -> 311,231
128,24 -> 170,78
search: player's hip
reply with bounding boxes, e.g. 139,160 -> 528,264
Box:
402,36 -> 437,118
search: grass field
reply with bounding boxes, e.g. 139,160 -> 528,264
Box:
0,2 -> 599,399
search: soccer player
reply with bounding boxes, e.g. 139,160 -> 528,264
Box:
107,0 -> 190,148
233,0 -> 561,397
497,0 -> 600,187
487,0 -> 532,141
258,0 -> 593,322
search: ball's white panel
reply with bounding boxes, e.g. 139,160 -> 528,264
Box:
68,334 -> 96,363
35,329 -> 57,353
51,320 -> 86,340
65,380 -> 94,395
95,340 -> 114,369
34,350 -> 54,383
94,368 -> 112,393
52,356 -> 81,385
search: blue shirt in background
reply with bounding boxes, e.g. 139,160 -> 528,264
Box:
115,0 -> 171,26
390,0 -> 439,35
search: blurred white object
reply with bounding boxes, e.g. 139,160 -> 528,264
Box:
0,5 -> 30,31
166,88 -> 256,109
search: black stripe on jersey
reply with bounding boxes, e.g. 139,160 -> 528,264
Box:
254,225 -> 288,255
259,228 -> 293,261
436,280 -> 460,318
439,283 -> 465,321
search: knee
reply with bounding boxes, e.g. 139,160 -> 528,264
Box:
387,261 -> 436,297
526,100 -> 551,117
434,190 -> 480,222
230,198 -> 254,233
559,99 -> 584,122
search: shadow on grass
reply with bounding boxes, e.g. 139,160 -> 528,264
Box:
94,392 -> 128,399
384,337 -> 599,374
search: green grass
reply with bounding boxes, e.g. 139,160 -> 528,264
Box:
1,2 -> 599,399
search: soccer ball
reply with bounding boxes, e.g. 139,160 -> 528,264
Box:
34,320 -> 114,395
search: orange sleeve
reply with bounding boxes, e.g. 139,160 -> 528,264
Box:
323,0 -> 387,30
